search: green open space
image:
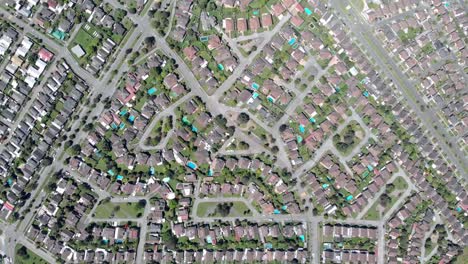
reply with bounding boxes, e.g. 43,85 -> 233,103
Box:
94,201 -> 145,218
350,0 -> 365,11
392,176 -> 408,190
196,201 -> 252,218
333,120 -> 365,155
454,246 -> 468,264
67,25 -> 100,65
15,245 -> 48,264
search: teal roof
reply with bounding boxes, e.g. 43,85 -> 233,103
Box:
187,161 -> 197,170
148,87 -> 157,95
52,30 -> 66,40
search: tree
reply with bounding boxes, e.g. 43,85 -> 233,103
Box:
17,246 -> 28,258
137,199 -> 147,209
237,112 -> 250,124
42,157 -> 53,166
144,36 -> 156,47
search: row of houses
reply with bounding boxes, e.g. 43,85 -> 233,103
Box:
222,14 -> 274,35
320,2 -> 468,248
144,249 -> 308,263
171,222 -> 306,244
0,58 -> 88,220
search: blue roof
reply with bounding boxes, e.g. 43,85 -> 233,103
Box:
116,175 -> 124,181
252,83 -> 259,89
305,8 -> 313,15
346,195 -> 353,201
128,115 -> 135,122
273,209 -> 281,214
299,235 -> 305,242
206,235 -> 213,244
191,125 -> 198,132
288,38 -> 296,45
149,167 -> 155,175
119,109 -> 128,116
107,170 -> 115,176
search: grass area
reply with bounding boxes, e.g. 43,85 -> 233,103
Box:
363,202 -> 380,220
392,176 -> 408,190
94,201 -> 145,218
454,246 -> 468,264
333,120 -> 364,155
67,25 -> 100,65
350,0 -> 365,11
15,245 -> 48,264
196,201 -> 252,217
363,192 -> 399,220
397,27 -> 422,44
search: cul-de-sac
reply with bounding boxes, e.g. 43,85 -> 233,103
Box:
0,0 -> 466,263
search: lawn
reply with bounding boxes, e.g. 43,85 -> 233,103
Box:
196,201 -> 252,217
363,193 -> 399,220
68,24 -> 101,64
363,202 -> 380,220
392,176 -> 408,191
454,246 -> 468,264
15,245 -> 48,264
333,120 -> 364,155
350,0 -> 365,11
94,201 -> 145,218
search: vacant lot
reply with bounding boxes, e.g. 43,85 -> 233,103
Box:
94,201 -> 145,219
196,201 -> 252,217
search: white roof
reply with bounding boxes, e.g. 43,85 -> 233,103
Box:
71,45 -> 85,58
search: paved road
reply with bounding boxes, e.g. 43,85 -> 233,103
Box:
329,0 -> 468,178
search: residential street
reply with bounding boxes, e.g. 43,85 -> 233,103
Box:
328,0 -> 468,178
0,1 -> 465,263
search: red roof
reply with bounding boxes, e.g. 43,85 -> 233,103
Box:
38,48 -> 54,62
3,202 -> 14,211
48,0 -> 58,8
